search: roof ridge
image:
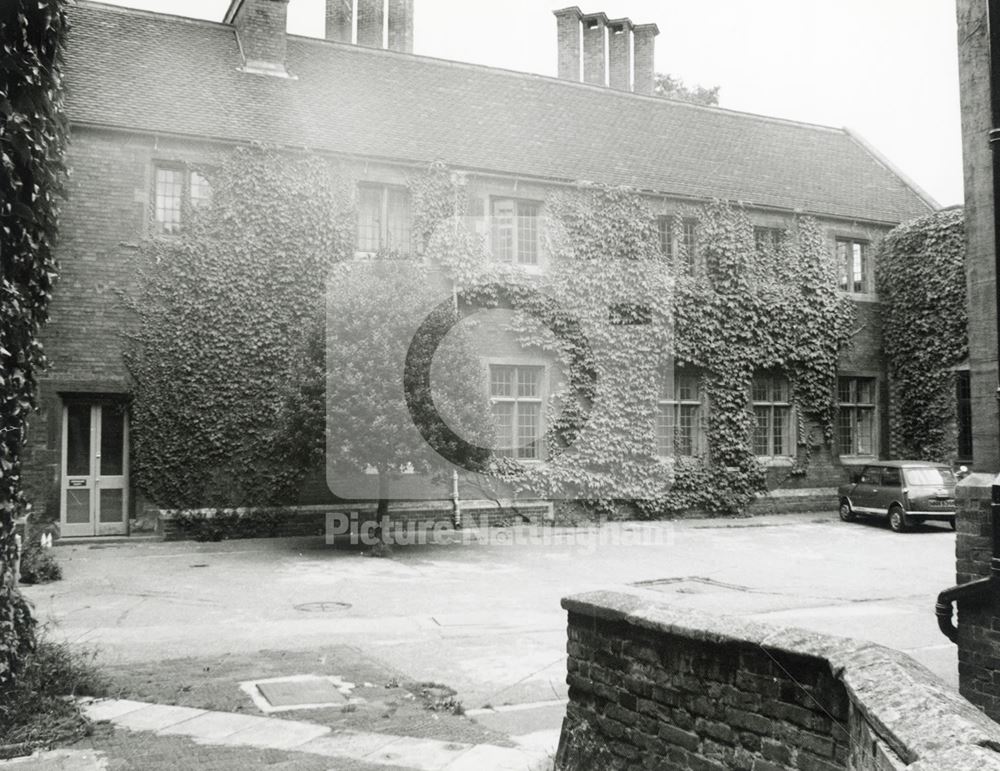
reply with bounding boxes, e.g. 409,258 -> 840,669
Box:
75,0 -> 231,29
288,31 -> 849,135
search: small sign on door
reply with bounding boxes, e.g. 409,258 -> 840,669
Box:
68,479 -> 87,487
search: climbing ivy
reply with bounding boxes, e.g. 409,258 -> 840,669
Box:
125,146 -> 354,508
419,174 -> 854,515
876,208 -> 967,460
0,0 -> 69,697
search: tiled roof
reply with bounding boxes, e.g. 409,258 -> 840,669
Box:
65,2 -> 935,224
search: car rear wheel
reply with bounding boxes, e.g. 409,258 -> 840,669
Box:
839,501 -> 855,522
888,505 -> 908,533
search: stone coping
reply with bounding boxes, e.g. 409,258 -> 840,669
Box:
562,588 -> 1000,769
956,472 -> 1000,500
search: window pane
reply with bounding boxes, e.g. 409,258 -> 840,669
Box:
491,199 -> 515,262
753,407 -> 770,456
517,367 -> 540,397
772,378 -> 789,403
65,488 -> 90,524
838,410 -> 854,456
677,376 -> 697,402
773,407 -> 787,455
190,171 -> 211,209
837,241 -> 850,291
490,366 -> 513,397
155,167 -> 184,235
752,379 -> 769,403
517,403 -> 539,459
838,378 -> 852,404
857,379 -> 874,404
856,408 -> 874,455
100,407 -> 125,477
386,188 -> 411,254
357,186 -> 383,251
655,403 -> 673,456
517,202 -> 539,265
66,404 -> 91,477
852,243 -> 865,293
678,404 -> 697,456
657,216 -> 673,257
682,219 -> 697,269
492,402 -> 514,456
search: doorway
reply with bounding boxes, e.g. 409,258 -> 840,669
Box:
60,401 -> 129,537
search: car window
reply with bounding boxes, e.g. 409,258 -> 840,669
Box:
859,467 -> 881,485
882,467 -> 901,487
904,467 -> 956,486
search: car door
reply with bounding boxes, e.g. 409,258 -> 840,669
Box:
851,465 -> 882,513
878,466 -> 902,515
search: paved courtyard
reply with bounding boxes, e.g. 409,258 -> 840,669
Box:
22,511 -> 959,766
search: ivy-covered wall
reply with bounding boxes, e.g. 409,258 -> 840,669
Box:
26,132 -> 903,525
876,207 -> 967,461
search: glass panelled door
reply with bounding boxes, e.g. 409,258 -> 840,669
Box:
61,403 -> 128,536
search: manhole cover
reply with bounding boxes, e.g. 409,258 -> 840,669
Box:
294,601 -> 352,612
257,679 -> 348,708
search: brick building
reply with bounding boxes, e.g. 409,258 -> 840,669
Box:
30,0 -> 935,536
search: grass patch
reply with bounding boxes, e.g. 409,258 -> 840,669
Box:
0,635 -> 108,756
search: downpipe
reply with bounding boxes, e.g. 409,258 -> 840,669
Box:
936,475 -> 1000,643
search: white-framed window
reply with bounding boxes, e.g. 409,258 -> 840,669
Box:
657,215 -> 674,258
154,166 -> 211,236
491,198 -> 540,265
679,217 -> 698,271
752,374 -> 793,459
754,226 -> 782,255
836,238 -> 870,294
655,370 -> 705,458
838,377 -> 876,457
357,183 -> 412,254
490,364 -> 544,460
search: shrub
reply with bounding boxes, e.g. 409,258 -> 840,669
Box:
17,546 -> 61,585
0,635 -> 108,754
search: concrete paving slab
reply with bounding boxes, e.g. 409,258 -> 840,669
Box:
211,715 -> 329,750
297,731 -> 403,759
102,704 -> 206,733
0,750 -> 107,769
256,678 -> 347,707
442,743 -> 548,770
359,735 -> 478,770
80,699 -> 148,723
156,711 -> 268,741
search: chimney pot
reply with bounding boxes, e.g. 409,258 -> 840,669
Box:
581,12 -> 608,86
632,22 -> 659,95
224,0 -> 291,76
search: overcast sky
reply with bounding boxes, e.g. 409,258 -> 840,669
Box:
97,0 -> 964,207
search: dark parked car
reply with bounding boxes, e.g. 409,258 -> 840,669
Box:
837,461 -> 957,532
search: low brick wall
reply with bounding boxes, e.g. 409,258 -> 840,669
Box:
557,589 -> 1000,771
159,500 -> 553,541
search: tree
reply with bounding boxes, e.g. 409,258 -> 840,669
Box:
653,73 -> 720,106
319,256 -> 494,533
0,0 -> 69,696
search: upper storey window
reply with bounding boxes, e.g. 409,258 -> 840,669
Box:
837,238 -> 870,294
491,198 -> 540,265
154,166 -> 211,236
357,184 -> 411,254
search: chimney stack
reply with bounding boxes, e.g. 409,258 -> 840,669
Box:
325,0 -> 352,43
356,0 -> 384,48
224,0 -> 290,76
581,12 -> 608,86
387,0 -> 414,53
632,23 -> 659,95
326,1 -> 414,53
554,6 -> 583,81
607,18 -> 633,91
553,9 -> 657,94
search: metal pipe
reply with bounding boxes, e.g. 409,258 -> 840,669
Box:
936,577 -> 992,643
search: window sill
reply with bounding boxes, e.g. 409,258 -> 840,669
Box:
757,456 -> 796,467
